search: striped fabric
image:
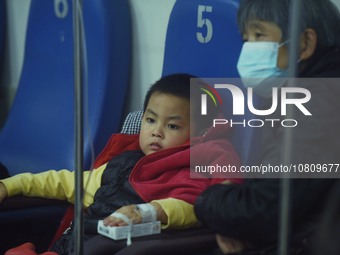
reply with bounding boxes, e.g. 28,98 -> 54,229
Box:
120,110 -> 143,135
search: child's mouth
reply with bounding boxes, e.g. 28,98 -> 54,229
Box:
150,142 -> 162,151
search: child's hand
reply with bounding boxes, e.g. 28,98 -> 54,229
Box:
0,182 -> 8,203
103,205 -> 142,227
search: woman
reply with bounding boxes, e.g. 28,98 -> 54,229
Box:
195,0 -> 340,254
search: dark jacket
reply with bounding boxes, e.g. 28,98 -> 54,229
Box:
85,150 -> 145,233
194,47 -> 340,254
52,150 -> 145,255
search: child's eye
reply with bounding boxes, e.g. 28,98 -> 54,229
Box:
146,118 -> 155,124
168,124 -> 180,130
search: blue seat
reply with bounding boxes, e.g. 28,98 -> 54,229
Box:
162,0 -> 241,78
0,0 -> 5,71
0,0 -> 132,176
162,0 -> 262,166
0,1 -> 132,253
0,1 -> 6,129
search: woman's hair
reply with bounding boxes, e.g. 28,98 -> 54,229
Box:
143,73 -> 220,134
237,0 -> 340,49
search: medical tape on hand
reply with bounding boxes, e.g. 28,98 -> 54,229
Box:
135,203 -> 157,223
110,212 -> 133,246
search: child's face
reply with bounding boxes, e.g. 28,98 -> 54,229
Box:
139,92 -> 191,155
242,20 -> 289,69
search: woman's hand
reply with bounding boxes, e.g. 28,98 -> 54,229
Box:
0,182 -> 8,203
216,234 -> 246,254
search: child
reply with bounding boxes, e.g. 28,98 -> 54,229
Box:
1,73 -> 241,255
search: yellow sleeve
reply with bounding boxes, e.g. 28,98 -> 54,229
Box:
0,164 -> 107,207
152,198 -> 200,229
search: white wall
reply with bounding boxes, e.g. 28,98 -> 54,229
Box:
3,0 -> 340,116
3,0 -> 30,105
127,0 -> 175,112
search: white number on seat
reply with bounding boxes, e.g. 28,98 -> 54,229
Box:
197,5 -> 213,43
54,0 -> 68,18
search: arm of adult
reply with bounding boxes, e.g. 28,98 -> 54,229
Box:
195,179 -> 281,245
195,178 -> 335,246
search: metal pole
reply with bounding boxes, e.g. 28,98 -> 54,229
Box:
279,1 -> 302,255
73,0 -> 84,254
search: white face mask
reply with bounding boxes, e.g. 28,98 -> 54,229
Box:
237,41 -> 288,98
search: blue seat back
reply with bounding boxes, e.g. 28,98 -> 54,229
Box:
0,1 -> 4,64
162,0 -> 241,78
0,0 -> 132,175
0,1 -> 4,63
162,0 -> 262,165
0,1 -> 6,127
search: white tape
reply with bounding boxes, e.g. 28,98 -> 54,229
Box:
110,212 -> 132,245
135,203 -> 157,223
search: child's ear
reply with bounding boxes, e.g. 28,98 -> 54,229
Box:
299,28 -> 317,61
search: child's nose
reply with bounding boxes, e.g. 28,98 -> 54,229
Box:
152,127 -> 163,138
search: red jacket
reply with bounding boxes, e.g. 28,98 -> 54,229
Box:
95,124 -> 241,204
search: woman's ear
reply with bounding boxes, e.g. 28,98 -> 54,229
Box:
299,28 -> 317,61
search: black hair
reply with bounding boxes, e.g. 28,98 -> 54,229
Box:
143,73 -> 193,112
143,73 -> 220,134
237,0 -> 340,49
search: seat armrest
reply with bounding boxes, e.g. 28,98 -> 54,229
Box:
0,196 -> 69,211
